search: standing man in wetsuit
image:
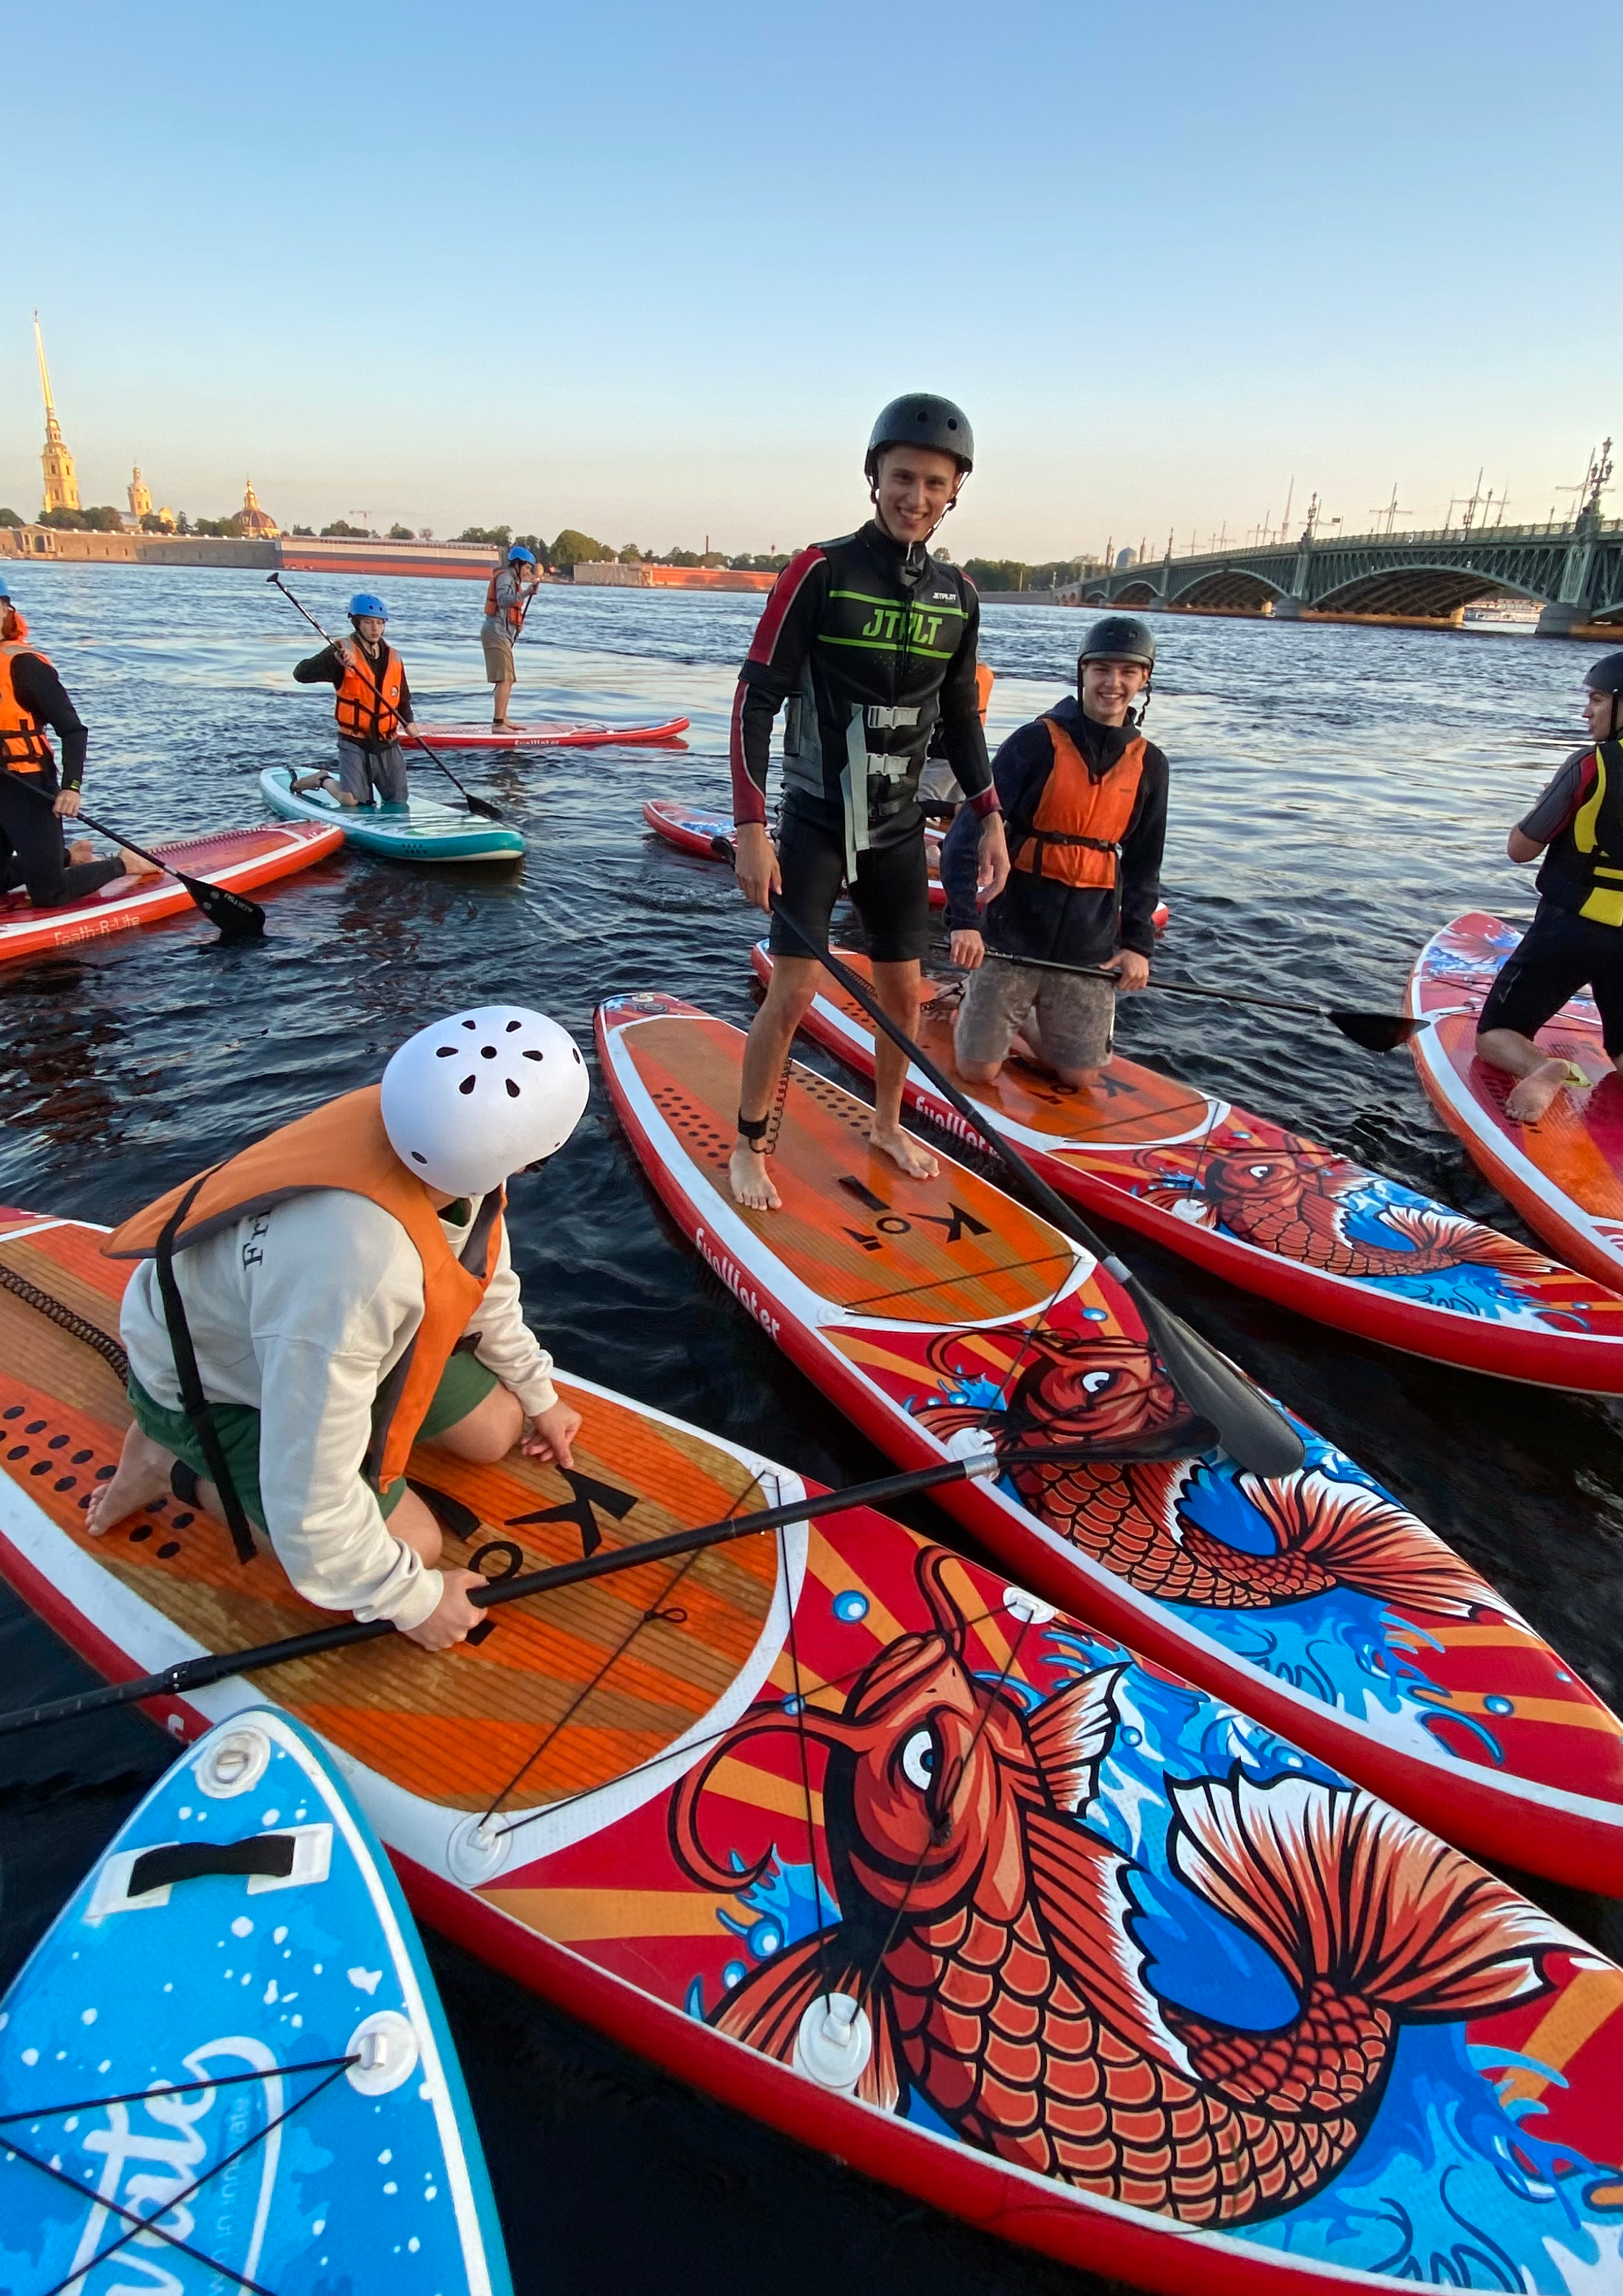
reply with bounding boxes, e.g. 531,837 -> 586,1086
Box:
942,615 -> 1166,1089
482,544 -> 540,730
727,394 -> 1009,1210
0,574 -> 158,907
291,592 -> 416,808
1478,652 -> 1623,1122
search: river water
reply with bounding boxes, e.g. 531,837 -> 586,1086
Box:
1,566 -> 1619,2295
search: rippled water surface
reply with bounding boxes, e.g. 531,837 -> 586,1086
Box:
2,566 -> 1620,2295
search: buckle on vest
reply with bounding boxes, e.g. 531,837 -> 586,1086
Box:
865,705 -> 919,731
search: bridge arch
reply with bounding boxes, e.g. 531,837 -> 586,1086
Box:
1167,568 -> 1285,611
1109,580 -> 1160,607
1310,565 -> 1543,619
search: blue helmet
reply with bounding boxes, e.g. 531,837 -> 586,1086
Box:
507,545 -> 536,565
0,573 -> 12,600
349,592 -> 389,621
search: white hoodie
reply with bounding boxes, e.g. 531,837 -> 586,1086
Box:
120,1190 -> 558,1631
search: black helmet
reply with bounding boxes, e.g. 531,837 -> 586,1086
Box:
864,393 -> 975,478
1585,651 -> 1623,695
1080,614 -> 1156,669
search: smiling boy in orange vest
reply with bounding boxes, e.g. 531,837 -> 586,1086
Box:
940,616 -> 1167,1089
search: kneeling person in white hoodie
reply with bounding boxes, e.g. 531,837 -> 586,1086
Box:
89,1006 -> 590,1652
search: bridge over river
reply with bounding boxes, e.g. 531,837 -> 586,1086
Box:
1056,510 -> 1623,636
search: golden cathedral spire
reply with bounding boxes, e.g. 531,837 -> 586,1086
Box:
34,313 -> 80,515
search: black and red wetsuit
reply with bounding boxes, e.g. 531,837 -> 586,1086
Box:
730,521 -> 998,962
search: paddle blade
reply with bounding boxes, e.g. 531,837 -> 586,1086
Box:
1328,1008 -> 1427,1053
1129,1283 -> 1307,1479
466,792 -> 506,822
179,871 -> 265,945
709,834 -> 738,862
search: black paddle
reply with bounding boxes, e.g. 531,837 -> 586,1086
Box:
267,574 -> 508,823
983,946 -> 1428,1055
0,1443 -> 1089,1741
0,767 -> 265,946
769,898 -> 1306,1481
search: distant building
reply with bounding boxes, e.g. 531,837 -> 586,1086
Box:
239,478 -> 279,540
1115,547 -> 1136,570
34,314 -> 79,515
128,467 -> 153,522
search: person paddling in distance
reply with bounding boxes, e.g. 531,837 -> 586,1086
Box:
87,1006 -> 590,1653
942,614 -> 1168,1090
1478,653 -> 1623,1124
728,392 -> 1010,1210
0,574 -> 160,907
291,592 -> 416,808
482,543 -> 540,729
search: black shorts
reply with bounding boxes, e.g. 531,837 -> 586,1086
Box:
1477,900 -> 1623,1056
766,801 -> 932,965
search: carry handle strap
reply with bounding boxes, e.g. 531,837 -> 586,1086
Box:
155,1174 -> 258,1565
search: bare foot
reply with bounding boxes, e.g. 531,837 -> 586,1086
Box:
1505,1059 -> 1572,1124
87,1423 -> 175,1536
728,1140 -> 781,1211
118,848 -> 164,881
871,1124 -> 938,1181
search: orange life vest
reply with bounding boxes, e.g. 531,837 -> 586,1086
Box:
333,641 -> 404,746
0,638 -> 54,774
106,1086 -> 505,1497
975,662 -> 994,724
483,568 -> 525,635
1010,716 -> 1146,890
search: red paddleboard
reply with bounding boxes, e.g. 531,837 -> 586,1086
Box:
0,822 -> 343,965
412,717 -> 688,751
596,992 -> 1623,1896
1,1207 -> 1619,2296
759,944 -> 1623,1393
1409,911 -> 1623,1293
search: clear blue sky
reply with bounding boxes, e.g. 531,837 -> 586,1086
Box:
6,0 -> 1617,560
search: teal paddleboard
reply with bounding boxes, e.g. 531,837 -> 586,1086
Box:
0,1706 -> 511,2296
260,767 -> 525,864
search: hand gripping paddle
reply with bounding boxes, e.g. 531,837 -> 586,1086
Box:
0,769 -> 265,945
769,897 -> 1307,1481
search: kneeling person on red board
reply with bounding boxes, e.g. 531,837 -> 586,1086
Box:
942,615 -> 1167,1090
1476,652 -> 1623,1125
292,592 -> 415,809
87,1006 -> 590,1653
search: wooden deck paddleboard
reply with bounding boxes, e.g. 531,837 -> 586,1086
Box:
761,944 -> 1623,1393
0,1705 -> 510,2296
1409,911 -> 1623,1291
0,822 -> 343,965
414,718 -> 688,751
260,767 -> 526,865
595,996 -> 1623,1897
0,1206 -> 1619,2296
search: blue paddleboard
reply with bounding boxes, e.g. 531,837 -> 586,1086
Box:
0,1707 -> 511,2296
260,766 -> 526,865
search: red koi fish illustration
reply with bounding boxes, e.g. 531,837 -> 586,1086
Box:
915,1326 -> 1489,1614
1154,1147 -> 1547,1281
673,1547 -> 1564,2225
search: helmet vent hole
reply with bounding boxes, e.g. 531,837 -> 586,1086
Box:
505,1019 -> 521,1032
505,1079 -> 520,1099
522,1050 -> 543,1061
462,1018 -> 477,1031
458,1075 -> 476,1096
435,1046 -> 456,1059
480,1045 -> 497,1059
411,1151 -> 427,1165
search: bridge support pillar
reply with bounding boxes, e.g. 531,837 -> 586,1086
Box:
1536,600 -> 1586,639
1271,595 -> 1307,621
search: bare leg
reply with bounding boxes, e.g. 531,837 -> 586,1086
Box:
1477,1027 -> 1574,1124
492,678 -> 515,729
428,1383 -> 525,1463
869,960 -> 937,1180
727,957 -> 821,1210
85,1421 -> 176,1535
385,1484 -> 443,1567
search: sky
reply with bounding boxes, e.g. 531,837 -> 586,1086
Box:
4,0 -> 1618,563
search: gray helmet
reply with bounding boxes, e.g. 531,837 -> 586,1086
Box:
1080,613 -> 1156,669
864,393 -> 975,479
1585,651 -> 1623,696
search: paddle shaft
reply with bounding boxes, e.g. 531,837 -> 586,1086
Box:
0,1449 -> 1020,1740
0,767 -> 265,942
268,575 -> 505,819
769,898 -> 1306,1478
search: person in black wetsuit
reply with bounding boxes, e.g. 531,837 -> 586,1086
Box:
941,615 -> 1167,1089
726,393 -> 1010,1209
0,575 -> 157,907
1478,651 -> 1623,1122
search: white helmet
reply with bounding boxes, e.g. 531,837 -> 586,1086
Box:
380,1006 -> 589,1197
